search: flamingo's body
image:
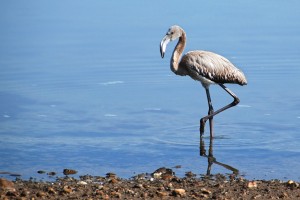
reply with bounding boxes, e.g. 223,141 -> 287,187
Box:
160,25 -> 247,137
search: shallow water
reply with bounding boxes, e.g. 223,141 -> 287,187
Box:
1,1 -> 300,180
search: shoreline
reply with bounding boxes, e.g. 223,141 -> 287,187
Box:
1,167 -> 300,199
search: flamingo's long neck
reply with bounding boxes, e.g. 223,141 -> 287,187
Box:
170,30 -> 186,75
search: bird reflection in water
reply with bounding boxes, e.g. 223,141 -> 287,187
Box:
200,135 -> 239,176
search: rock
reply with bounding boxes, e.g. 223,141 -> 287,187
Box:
5,191 -> 17,197
106,172 -> 116,178
77,181 -> 88,185
47,172 -> 56,176
0,178 -> 15,192
125,189 -> 135,196
9,173 -> 21,177
253,194 -> 262,199
63,169 -> 78,175
200,188 -> 212,195
247,181 -> 258,188
152,167 -> 174,179
172,188 -> 186,197
157,191 -> 169,197
199,188 -> 212,198
141,192 -> 148,198
95,189 -> 104,195
132,173 -> 147,180
36,191 -> 46,197
62,185 -> 72,193
47,187 -> 56,194
109,178 -> 118,184
167,182 -> 174,190
134,184 -> 144,189
161,174 -> 173,180
20,189 -> 30,197
185,171 -> 196,178
111,191 -> 122,198
286,180 -> 299,189
37,170 -> 46,174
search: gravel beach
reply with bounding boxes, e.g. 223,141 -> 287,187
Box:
1,167 -> 300,199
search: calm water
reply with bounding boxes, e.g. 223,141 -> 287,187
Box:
1,1 -> 300,180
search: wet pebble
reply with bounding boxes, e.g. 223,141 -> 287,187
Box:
63,169 -> 78,175
185,171 -> 196,178
132,173 -> 147,180
152,167 -> 174,179
47,172 -> 56,176
106,172 -> 116,179
161,173 -> 173,180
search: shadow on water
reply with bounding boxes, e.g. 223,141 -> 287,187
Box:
199,135 -> 239,176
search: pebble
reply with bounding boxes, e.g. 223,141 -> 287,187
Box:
20,190 -> 30,197
247,181 -> 258,188
167,182 -> 174,190
152,167 -> 174,179
109,178 -> 119,184
111,191 -> 122,198
63,169 -> 78,175
286,180 -> 299,188
161,174 -> 173,180
63,185 -> 72,193
9,173 -> 21,177
47,172 -> 56,176
134,184 -> 144,189
185,171 -> 196,178
0,178 -> 16,192
132,173 -> 147,180
47,187 -> 56,194
157,191 -> 169,197
106,172 -> 116,178
36,191 -> 46,197
173,188 -> 186,197
200,188 -> 212,195
77,181 -> 88,185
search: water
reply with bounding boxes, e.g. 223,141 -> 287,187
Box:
1,1 -> 300,180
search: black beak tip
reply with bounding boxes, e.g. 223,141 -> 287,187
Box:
160,49 -> 164,58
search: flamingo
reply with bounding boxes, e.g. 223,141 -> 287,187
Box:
160,25 -> 247,137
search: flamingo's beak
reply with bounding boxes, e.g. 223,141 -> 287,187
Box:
160,35 -> 170,58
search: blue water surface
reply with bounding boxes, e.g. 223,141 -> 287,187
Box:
1,1 -> 300,180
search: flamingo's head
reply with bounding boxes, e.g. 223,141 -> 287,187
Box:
160,25 -> 183,58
